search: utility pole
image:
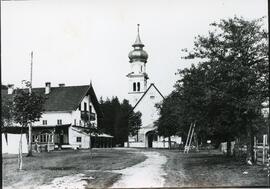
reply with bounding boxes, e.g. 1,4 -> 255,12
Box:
30,51 -> 33,94
28,51 -> 33,156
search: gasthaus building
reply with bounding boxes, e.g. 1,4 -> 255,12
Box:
2,82 -> 113,153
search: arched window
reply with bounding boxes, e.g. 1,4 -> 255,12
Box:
137,82 -> 140,91
133,82 -> 136,91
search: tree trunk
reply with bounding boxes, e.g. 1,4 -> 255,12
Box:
246,124 -> 255,163
168,136 -> 171,150
127,136 -> 130,148
227,141 -> 231,156
18,133 -> 23,170
27,123 -> 33,156
195,133 -> 199,151
89,134 -> 92,159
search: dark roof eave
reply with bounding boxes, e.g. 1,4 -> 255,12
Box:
132,83 -> 164,111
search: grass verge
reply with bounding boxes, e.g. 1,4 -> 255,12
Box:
3,148 -> 146,188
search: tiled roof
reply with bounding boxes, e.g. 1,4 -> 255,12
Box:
44,85 -> 89,111
1,85 -> 103,116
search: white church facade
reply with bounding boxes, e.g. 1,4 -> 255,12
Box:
125,25 -> 181,148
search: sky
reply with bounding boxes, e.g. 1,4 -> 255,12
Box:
1,0 -> 268,101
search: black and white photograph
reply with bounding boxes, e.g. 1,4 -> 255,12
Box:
1,0 -> 269,188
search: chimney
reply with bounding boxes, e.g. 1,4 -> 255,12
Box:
59,83 -> 65,87
45,82 -> 51,94
7,84 -> 14,94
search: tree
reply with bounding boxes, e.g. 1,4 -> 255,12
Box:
1,96 -> 14,128
128,111 -> 142,140
178,16 -> 268,160
79,121 -> 101,159
157,17 -> 268,159
99,97 -> 142,146
99,97 -> 119,136
13,89 -> 46,160
118,99 -> 142,145
155,91 -> 182,149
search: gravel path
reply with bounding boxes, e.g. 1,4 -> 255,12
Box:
111,151 -> 167,188
37,173 -> 91,189
33,149 -> 167,189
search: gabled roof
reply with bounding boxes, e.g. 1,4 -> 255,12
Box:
1,84 -> 103,117
44,85 -> 90,111
132,83 -> 165,111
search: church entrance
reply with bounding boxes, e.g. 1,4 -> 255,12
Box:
146,130 -> 157,148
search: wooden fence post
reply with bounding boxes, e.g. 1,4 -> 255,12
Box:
254,136 -> 257,162
263,135 -> 267,164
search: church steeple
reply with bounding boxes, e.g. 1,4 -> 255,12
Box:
128,24 -> 148,63
127,24 -> 149,106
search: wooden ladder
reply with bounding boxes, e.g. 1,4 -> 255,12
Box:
184,122 -> 196,153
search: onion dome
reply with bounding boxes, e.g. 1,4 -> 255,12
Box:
128,24 -> 148,63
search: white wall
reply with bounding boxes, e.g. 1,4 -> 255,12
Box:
130,61 -> 145,75
133,85 -> 163,127
128,77 -> 146,97
2,133 -> 28,154
152,141 -> 169,148
124,142 -> 145,148
78,94 -> 98,127
68,127 -> 90,149
35,111 -> 72,126
159,136 -> 182,144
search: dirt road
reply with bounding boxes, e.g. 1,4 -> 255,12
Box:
3,148 -> 269,188
111,151 -> 167,188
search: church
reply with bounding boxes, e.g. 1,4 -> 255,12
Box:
125,25 -> 181,148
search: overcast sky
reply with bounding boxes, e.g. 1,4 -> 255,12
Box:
1,0 -> 268,101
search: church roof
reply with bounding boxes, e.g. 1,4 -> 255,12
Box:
132,83 -> 164,111
1,84 -> 103,117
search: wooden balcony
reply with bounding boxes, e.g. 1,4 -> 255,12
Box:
81,111 -> 96,121
90,112 -> 96,121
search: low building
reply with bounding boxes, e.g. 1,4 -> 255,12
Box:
2,82 -> 113,153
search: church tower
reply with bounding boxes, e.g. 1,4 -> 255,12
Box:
127,24 -> 149,106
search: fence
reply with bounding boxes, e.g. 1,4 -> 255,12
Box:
221,134 -> 269,165
32,142 -> 55,152
254,135 -> 269,165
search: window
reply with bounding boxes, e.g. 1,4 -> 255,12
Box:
84,102 -> 87,111
89,105 -> 92,113
141,65 -> 143,72
137,82 -> 140,91
42,120 -> 47,125
57,119 -> 62,125
78,104 -> 81,111
76,137 -> 82,142
79,120 -> 82,126
32,135 -> 38,142
150,95 -> 155,99
74,119 -> 77,126
133,82 -> 136,91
